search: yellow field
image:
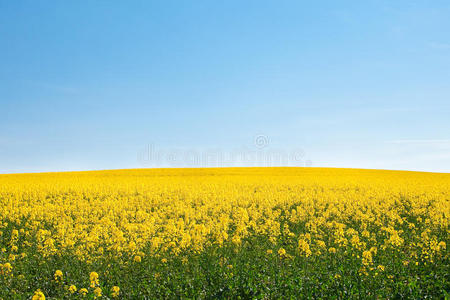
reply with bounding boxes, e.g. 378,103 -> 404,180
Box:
0,167 -> 449,298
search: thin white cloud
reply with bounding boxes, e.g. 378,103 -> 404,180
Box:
429,42 -> 450,50
387,139 -> 450,145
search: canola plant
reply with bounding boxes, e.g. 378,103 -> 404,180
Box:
0,168 -> 448,298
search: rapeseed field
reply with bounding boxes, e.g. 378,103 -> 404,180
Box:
0,168 -> 448,298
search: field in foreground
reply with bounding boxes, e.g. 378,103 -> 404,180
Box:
0,167 -> 448,299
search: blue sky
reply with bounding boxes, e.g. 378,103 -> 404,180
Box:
1,0 -> 449,173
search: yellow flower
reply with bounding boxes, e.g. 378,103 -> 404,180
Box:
134,255 -> 142,263
362,230 -> 370,238
69,285 -> 77,294
278,248 -> 287,258
90,271 -> 99,287
317,240 -> 326,249
377,265 -> 385,272
328,247 -> 337,254
79,288 -> 88,296
94,287 -> 102,297
161,258 -> 168,263
362,250 -> 372,266
54,270 -> 63,282
298,239 -> 312,257
32,289 -> 45,300
1,263 -> 13,276
111,286 -> 120,297
267,249 -> 273,255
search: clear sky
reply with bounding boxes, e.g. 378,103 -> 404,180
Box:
1,1 -> 449,173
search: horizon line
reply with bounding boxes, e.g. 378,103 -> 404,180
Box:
1,166 -> 448,176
